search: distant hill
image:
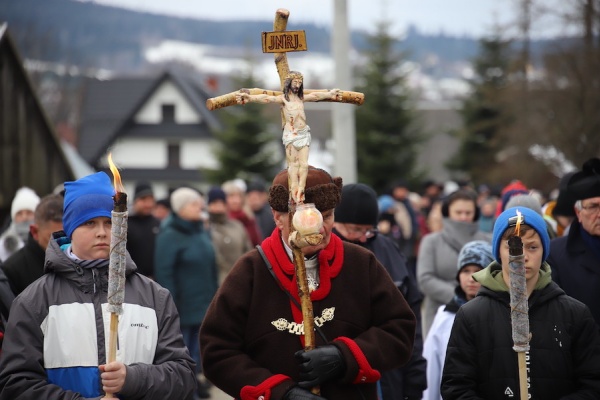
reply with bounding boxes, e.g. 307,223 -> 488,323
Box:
0,0 -> 572,79
0,0 -> 485,75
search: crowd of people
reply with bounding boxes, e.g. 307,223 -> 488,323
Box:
0,156 -> 599,399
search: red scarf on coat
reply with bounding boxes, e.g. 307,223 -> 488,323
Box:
260,228 -> 344,329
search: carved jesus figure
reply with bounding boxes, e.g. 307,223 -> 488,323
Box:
236,71 -> 341,204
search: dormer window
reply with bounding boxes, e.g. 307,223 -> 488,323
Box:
162,104 -> 175,122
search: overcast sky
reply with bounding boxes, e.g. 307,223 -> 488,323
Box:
91,0 -> 528,38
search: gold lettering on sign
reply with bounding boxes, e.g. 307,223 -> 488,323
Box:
262,30 -> 307,53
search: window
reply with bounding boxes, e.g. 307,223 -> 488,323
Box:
162,104 -> 175,122
168,143 -> 180,168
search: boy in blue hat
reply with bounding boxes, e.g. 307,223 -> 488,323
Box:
0,172 -> 196,399
441,206 -> 600,399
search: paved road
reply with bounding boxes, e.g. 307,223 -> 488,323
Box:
208,386 -> 231,399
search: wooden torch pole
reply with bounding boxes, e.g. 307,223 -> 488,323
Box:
508,231 -> 530,400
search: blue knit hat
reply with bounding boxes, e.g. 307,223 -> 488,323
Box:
378,195 -> 395,213
207,186 -> 227,204
492,206 -> 550,263
457,240 -> 493,276
63,172 -> 114,237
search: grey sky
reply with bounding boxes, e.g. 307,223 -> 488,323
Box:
91,0 -> 523,38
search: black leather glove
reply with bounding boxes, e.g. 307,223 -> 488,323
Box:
294,345 -> 346,388
283,386 -> 327,400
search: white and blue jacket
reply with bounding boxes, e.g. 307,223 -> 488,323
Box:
0,233 -> 196,399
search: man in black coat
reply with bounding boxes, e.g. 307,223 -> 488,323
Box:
548,157 -> 600,329
126,182 -> 161,278
333,183 -> 426,400
2,194 -> 63,296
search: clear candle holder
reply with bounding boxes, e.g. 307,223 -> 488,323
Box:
292,203 -> 323,236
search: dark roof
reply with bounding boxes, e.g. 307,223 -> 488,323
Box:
78,70 -> 221,166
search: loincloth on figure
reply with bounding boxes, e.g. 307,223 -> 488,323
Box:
282,125 -> 311,151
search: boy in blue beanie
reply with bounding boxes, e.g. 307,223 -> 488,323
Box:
0,172 -> 197,399
441,206 -> 600,399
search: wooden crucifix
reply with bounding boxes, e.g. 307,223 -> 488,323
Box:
206,8 -> 364,205
205,11 -> 364,392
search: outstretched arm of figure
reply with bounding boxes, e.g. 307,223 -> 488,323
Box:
303,88 -> 341,102
236,90 -> 284,105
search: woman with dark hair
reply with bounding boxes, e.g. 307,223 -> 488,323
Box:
416,190 -> 491,336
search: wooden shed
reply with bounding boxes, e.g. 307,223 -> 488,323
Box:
0,23 -> 75,222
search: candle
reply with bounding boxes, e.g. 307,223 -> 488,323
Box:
292,203 -> 323,236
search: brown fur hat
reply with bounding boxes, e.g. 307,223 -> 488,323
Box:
269,166 -> 343,212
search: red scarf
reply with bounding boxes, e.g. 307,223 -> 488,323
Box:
260,228 -> 344,328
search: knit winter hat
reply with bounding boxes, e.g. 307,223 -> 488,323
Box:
504,194 -> 543,216
492,206 -> 550,263
11,187 -> 40,219
247,180 -> 267,193
568,157 -> 600,201
553,171 -> 577,217
457,240 -> 493,277
269,166 -> 342,212
63,172 -> 114,237
207,187 -> 227,204
335,183 -> 379,226
134,182 -> 153,200
377,195 -> 395,213
170,187 -> 201,213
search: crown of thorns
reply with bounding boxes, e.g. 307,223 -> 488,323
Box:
286,71 -> 303,80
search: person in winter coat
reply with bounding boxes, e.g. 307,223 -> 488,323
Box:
199,167 -> 416,400
333,183 -> 426,400
0,171 -> 196,399
417,189 -> 491,336
548,157 -> 600,328
422,240 -> 493,400
441,206 -> 600,400
126,182 -> 161,279
2,193 -> 64,296
0,264 -> 15,356
206,186 -> 252,285
0,187 -> 40,262
222,180 -> 262,247
154,187 -> 218,397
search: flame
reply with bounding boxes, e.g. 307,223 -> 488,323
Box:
515,209 -> 522,236
107,153 -> 125,193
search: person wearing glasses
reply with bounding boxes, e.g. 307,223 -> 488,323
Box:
333,183 -> 426,400
548,157 -> 600,327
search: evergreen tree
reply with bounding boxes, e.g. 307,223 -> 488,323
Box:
205,69 -> 281,184
447,35 -> 513,183
354,21 -> 423,194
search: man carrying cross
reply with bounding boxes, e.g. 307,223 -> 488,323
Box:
236,71 -> 341,204
199,166 -> 416,400
200,10 -> 413,400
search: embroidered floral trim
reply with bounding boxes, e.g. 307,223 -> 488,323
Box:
271,307 -> 335,335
